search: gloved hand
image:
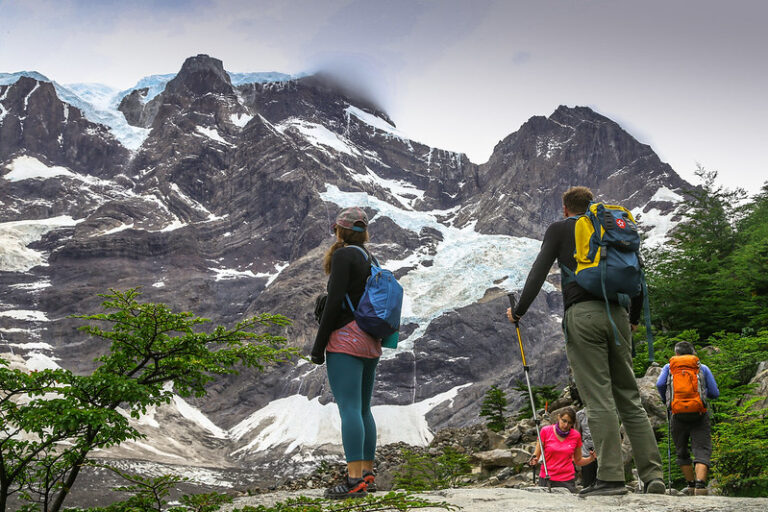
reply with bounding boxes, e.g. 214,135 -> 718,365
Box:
311,352 -> 325,365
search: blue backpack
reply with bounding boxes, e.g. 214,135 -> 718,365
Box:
560,202 -> 655,361
346,246 -> 403,348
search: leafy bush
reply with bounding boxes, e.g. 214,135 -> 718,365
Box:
712,402 -> 768,497
66,465 -> 233,512
392,448 -> 471,491
479,385 -> 507,432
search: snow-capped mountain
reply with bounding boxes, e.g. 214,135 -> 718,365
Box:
0,54 -> 686,480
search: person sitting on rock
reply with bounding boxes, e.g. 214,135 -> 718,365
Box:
528,407 -> 596,492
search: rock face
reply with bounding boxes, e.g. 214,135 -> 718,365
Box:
0,54 -> 689,471
0,77 -> 128,180
460,105 -> 689,238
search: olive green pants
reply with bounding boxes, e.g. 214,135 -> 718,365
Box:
565,301 -> 663,484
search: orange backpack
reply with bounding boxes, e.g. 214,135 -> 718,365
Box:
668,355 -> 707,415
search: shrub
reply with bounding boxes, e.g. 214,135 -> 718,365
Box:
392,448 -> 471,491
712,402 -> 768,497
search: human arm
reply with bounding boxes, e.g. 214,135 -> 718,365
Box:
701,364 -> 720,399
629,293 -> 643,326
512,224 -> 560,320
528,439 -> 541,466
310,249 -> 353,363
574,448 -> 596,466
656,364 -> 670,404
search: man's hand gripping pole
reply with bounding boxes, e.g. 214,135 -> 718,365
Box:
507,293 -> 550,488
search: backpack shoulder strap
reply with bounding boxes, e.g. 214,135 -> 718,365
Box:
344,245 -> 379,312
347,244 -> 369,261
348,244 -> 380,266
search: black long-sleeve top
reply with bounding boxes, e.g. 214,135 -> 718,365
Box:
311,244 -> 371,362
513,218 -> 642,324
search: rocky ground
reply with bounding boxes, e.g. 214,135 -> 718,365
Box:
223,488 -> 768,512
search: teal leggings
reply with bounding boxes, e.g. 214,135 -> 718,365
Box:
326,352 -> 379,462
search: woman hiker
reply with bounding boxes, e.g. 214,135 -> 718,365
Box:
529,407 -> 597,493
310,206 -> 381,499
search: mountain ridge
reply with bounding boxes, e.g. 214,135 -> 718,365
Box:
1,54 -> 688,475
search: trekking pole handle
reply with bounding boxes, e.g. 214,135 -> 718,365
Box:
508,293 -> 529,368
507,293 -> 517,320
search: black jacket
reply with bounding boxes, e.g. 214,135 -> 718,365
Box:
311,244 -> 371,363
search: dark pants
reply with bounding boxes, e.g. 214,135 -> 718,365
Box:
671,412 -> 712,467
581,460 -> 598,488
549,479 -> 577,493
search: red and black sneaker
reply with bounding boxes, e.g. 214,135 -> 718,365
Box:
324,477 -> 368,499
362,471 -> 377,492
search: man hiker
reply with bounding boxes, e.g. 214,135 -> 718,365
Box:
506,186 -> 665,496
656,341 -> 720,495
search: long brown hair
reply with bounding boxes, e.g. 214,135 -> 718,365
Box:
323,224 -> 369,274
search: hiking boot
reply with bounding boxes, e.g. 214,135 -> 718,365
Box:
324,477 -> 368,499
362,471 -> 377,492
694,480 -> 708,496
578,479 -> 628,497
644,479 -> 666,494
682,481 -> 695,495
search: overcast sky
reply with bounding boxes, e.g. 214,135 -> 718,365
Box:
1,0 -> 765,194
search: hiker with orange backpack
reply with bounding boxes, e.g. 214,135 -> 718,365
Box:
656,341 -> 720,495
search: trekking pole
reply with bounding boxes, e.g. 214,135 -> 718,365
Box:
508,293 -> 551,490
666,409 -> 672,494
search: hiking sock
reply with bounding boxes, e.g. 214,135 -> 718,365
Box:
324,477 -> 368,499
694,479 -> 708,496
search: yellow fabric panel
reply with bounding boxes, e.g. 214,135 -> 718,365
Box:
589,203 -> 637,223
574,217 -> 600,272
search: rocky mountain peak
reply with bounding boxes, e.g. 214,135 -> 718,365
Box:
465,104 -> 688,238
164,54 -> 233,96
549,104 -> 612,126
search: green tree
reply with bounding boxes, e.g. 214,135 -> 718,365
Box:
0,289 -> 298,512
720,183 -> 768,330
645,168 -> 748,335
479,385 -> 507,432
512,382 -> 560,419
